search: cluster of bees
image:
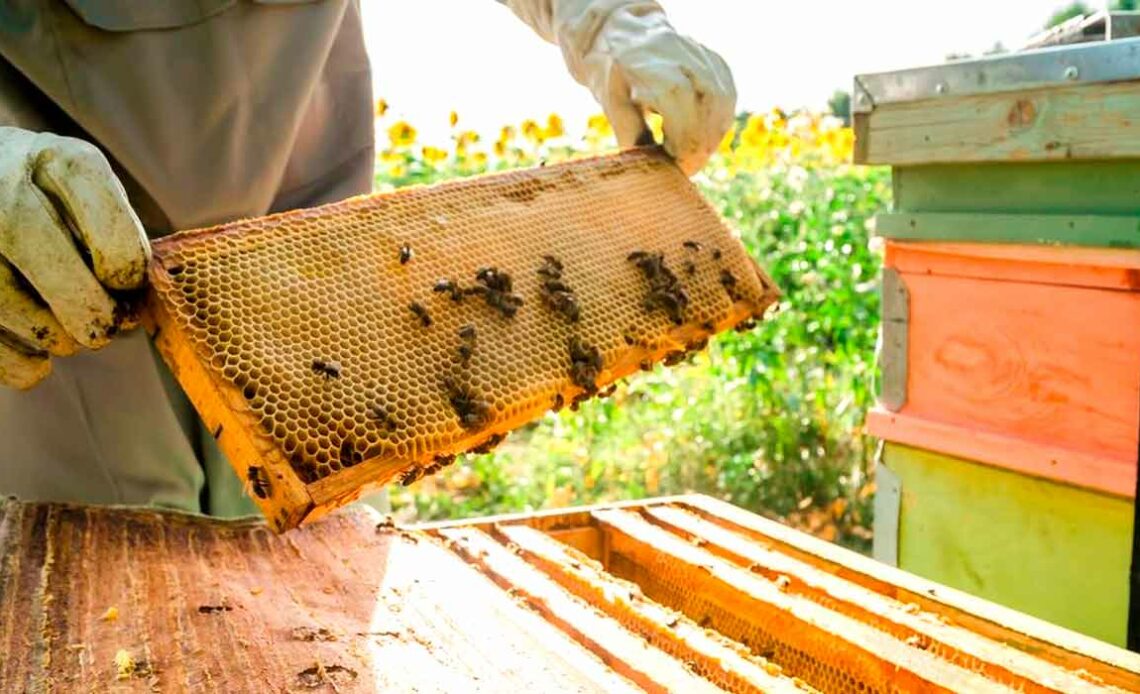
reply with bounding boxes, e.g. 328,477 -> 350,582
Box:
302,236 -> 753,488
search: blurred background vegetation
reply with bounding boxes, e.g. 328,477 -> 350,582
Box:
374,104 -> 889,552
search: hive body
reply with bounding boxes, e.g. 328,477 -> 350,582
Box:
3,495 -> 1137,692
145,149 -> 778,529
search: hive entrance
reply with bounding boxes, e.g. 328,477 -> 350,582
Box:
145,148 -> 779,530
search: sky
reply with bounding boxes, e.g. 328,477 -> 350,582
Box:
361,0 -> 1091,147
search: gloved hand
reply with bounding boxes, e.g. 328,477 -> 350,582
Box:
0,127 -> 150,389
501,0 -> 737,176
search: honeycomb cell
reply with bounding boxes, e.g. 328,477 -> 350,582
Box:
148,148 -> 779,492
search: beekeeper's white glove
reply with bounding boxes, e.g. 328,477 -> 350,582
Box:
502,0 -> 737,176
0,127 -> 150,389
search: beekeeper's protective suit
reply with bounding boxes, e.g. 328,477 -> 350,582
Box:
0,0 -> 736,516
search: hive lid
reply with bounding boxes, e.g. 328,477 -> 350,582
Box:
853,36 -> 1140,113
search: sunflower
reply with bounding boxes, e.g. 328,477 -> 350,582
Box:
387,121 -> 416,148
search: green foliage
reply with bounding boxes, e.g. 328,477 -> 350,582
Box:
827,90 -> 851,127
377,149 -> 889,552
1046,2 -> 1092,28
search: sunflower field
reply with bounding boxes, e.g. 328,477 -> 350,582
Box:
375,103 -> 890,551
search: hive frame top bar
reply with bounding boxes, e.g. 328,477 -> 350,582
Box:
852,36 -> 1140,112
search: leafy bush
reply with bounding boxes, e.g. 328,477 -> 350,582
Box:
374,106 -> 889,551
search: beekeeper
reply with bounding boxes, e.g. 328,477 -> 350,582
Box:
0,0 -> 736,516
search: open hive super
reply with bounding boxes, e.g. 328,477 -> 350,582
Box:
2,495 -> 1137,692
145,148 -> 779,530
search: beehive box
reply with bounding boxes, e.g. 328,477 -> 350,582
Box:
3,494 -> 1138,692
143,148 -> 778,532
854,37 -> 1140,647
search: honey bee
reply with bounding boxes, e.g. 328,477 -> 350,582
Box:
367,404 -> 397,432
433,278 -> 463,302
458,324 -> 476,341
682,240 -> 702,251
311,359 -> 342,380
639,359 -> 653,372
552,393 -> 565,411
568,337 -> 602,395
719,269 -> 740,301
701,320 -> 716,331
469,433 -> 505,455
444,377 -> 490,430
663,351 -> 688,366
399,244 -> 414,264
246,466 -> 271,499
408,301 -> 432,327
457,343 -> 473,365
711,248 -> 723,261
597,384 -> 617,398
539,255 -> 564,276
683,261 -> 697,277
399,465 -> 424,486
734,319 -> 757,333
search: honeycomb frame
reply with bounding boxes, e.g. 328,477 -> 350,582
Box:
143,148 -> 780,531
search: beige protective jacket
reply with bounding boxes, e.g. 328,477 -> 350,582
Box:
0,0 -> 375,516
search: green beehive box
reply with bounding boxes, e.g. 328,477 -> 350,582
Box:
855,36 -> 1140,648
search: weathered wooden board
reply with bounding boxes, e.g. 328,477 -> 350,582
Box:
855,81 -> 1140,166
871,241 -> 1140,497
876,212 -> 1140,249
892,161 -> 1140,216
882,443 -> 1134,647
3,495 -> 1138,692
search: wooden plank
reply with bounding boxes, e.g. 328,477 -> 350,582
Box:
878,270 -> 1140,495
876,212 -> 1140,249
879,268 -> 909,411
676,495 -> 1140,689
868,409 -> 1136,498
892,161 -> 1140,216
855,81 -> 1140,165
591,509 -> 1015,693
437,526 -> 726,694
0,501 -> 647,693
886,444 -> 1135,648
884,240 -> 1140,291
640,505 -> 1122,692
494,524 -> 807,693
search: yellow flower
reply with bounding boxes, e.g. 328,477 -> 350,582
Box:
422,146 -> 447,165
717,124 -> 737,155
499,125 -> 516,143
544,113 -> 564,139
374,98 -> 389,118
388,163 -> 407,178
449,110 -> 459,127
471,151 -> 488,168
521,118 -> 544,144
387,121 -> 416,148
456,130 -> 480,148
586,113 -> 613,139
646,112 -> 664,143
493,140 -> 507,157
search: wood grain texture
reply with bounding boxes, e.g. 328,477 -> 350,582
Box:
873,253 -> 1140,495
678,495 -> 1140,689
3,496 -> 1137,692
884,443 -> 1134,647
884,241 -> 1140,291
0,502 -> 644,693
876,212 -> 1140,249
856,81 -> 1140,165
892,161 -> 1140,216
